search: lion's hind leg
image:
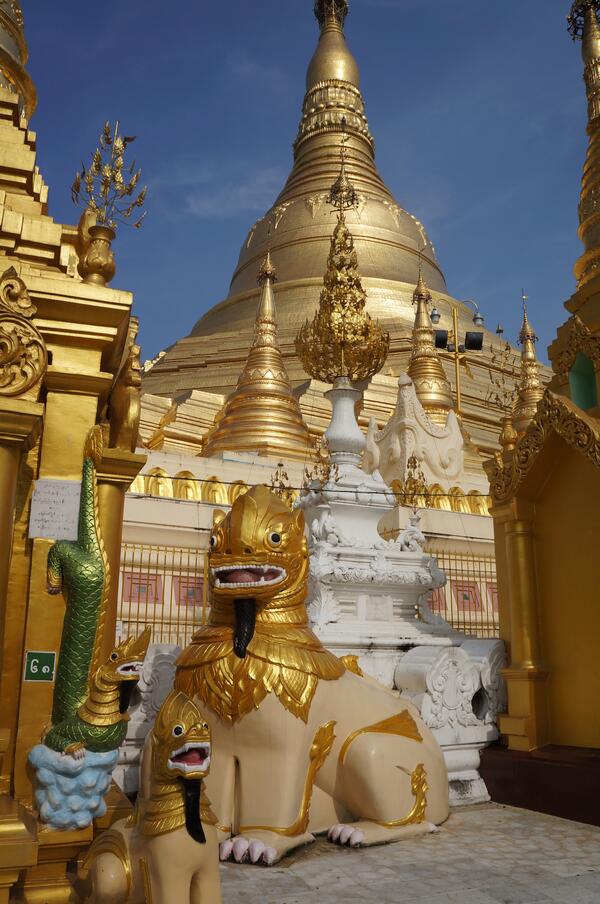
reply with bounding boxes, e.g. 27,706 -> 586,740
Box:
84,850 -> 130,903
329,731 -> 448,847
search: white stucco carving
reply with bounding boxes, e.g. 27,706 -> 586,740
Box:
394,642 -> 506,806
296,376 -> 506,806
114,644 -> 181,794
364,374 -> 465,488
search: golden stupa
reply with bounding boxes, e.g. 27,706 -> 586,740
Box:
142,0 -> 527,456
202,252 -> 313,461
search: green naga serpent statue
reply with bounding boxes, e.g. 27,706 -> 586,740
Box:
44,426 -> 149,757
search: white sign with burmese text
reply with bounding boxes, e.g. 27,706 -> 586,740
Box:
29,480 -> 81,541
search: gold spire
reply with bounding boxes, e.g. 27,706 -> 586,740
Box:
406,270 -> 453,425
513,295 -> 544,434
207,1 -> 445,319
0,1 -> 35,117
297,0 -> 373,157
295,132 -> 389,384
568,1 -> 600,286
308,1 -> 358,91
202,253 -> 313,462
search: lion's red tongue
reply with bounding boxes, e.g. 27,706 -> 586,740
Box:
173,748 -> 207,765
227,569 -> 257,584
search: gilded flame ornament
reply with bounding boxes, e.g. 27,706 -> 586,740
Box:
487,391 -> 600,504
295,130 -> 389,384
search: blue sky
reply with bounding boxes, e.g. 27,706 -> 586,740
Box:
27,0 -> 583,363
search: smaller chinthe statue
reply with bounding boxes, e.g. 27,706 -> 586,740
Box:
28,427 -> 151,830
83,691 -> 222,904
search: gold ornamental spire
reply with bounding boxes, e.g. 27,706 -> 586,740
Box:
0,1 -> 35,117
513,295 -> 544,434
296,0 -> 373,155
295,131 -> 389,384
202,253 -> 313,462
568,1 -> 600,286
407,269 -> 453,425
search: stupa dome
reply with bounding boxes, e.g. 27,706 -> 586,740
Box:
187,1 -> 445,341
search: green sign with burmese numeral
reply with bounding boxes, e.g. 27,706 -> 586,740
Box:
24,651 -> 56,683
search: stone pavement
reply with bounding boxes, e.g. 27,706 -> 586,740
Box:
220,804 -> 600,903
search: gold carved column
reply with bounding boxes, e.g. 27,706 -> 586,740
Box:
0,271 -> 46,901
96,447 -> 146,663
495,504 -> 549,752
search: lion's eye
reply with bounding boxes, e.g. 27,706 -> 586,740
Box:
110,652 -> 118,662
268,531 -> 282,545
209,535 -> 218,549
172,724 -> 184,737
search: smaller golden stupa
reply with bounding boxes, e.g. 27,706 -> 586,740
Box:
202,252 -> 313,461
295,126 -> 389,384
407,271 -> 453,425
513,298 -> 544,434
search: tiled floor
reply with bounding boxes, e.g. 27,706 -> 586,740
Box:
220,804 -> 600,903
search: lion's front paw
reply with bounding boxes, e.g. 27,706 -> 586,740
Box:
219,836 -> 278,866
327,824 -> 365,847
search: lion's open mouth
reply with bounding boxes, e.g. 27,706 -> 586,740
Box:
212,564 -> 286,589
168,743 -> 211,775
117,662 -> 142,677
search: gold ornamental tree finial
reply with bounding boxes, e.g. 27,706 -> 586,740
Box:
72,121 -> 148,286
0,0 -> 35,116
513,293 -> 544,434
295,132 -> 389,384
407,269 -> 453,425
72,122 -> 147,232
568,0 -> 600,286
202,253 -> 313,462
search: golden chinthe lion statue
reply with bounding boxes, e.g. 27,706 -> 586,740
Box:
176,484 -> 449,865
83,691 -> 222,903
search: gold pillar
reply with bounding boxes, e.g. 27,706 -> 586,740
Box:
12,373 -> 111,803
498,511 -> 549,752
19,827 -> 92,904
96,448 -> 146,664
0,401 -> 43,635
0,401 -> 43,793
0,797 -> 37,903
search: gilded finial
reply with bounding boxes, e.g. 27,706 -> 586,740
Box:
295,132 -> 389,384
407,270 -> 453,425
328,119 -> 358,213
513,292 -> 544,434
314,0 -> 349,30
258,250 -> 277,285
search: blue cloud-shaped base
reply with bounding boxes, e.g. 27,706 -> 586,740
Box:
29,745 -> 119,831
